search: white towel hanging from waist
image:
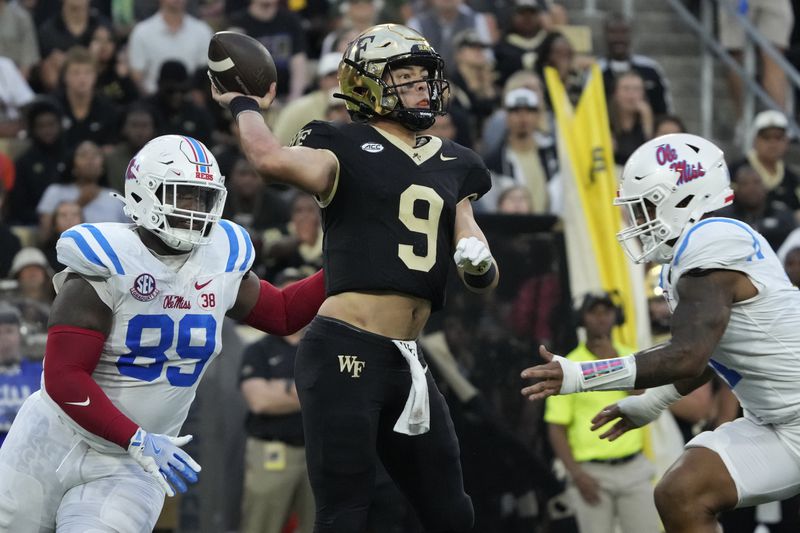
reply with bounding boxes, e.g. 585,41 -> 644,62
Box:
391,339 -> 430,435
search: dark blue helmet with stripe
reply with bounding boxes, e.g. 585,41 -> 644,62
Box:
120,135 -> 227,251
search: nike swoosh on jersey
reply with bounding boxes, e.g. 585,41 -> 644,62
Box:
194,279 -> 212,290
64,397 -> 91,407
440,153 -> 457,161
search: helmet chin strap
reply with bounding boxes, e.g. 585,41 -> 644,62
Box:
389,107 -> 436,131
155,228 -> 195,252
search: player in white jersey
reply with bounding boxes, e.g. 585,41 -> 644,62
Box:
520,133 -> 800,532
0,135 -> 326,533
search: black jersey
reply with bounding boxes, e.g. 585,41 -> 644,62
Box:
292,120 -> 491,310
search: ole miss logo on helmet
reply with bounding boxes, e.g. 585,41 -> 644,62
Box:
655,143 -> 705,186
125,158 -> 140,181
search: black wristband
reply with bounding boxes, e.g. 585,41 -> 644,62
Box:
464,263 -> 497,289
229,96 -> 260,120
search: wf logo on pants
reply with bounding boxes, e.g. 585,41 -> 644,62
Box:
338,355 -> 366,378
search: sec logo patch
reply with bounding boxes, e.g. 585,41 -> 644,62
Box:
130,273 -> 159,301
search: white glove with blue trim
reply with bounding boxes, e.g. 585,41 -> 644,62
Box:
454,236 -> 493,275
127,428 -> 201,497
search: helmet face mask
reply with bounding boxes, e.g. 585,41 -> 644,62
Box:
615,133 -> 734,264
338,24 -> 451,131
122,135 -> 227,252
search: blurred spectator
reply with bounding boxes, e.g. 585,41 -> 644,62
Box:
0,56 -> 35,138
493,0 -> 548,88
407,0 -> 493,76
144,60 -> 214,145
288,0 -> 330,58
40,199 -> 82,272
320,0 -> 378,57
262,192 -> 322,280
784,246 -> 800,286
653,113 -> 686,137
597,15 -> 673,116
481,70 -> 549,156
36,139 -> 126,240
0,151 -> 12,193
425,113 -> 460,142
719,0 -> 793,120
323,89 -> 350,123
717,163 -> 796,251
239,267 -> 315,533
228,0 -> 309,103
731,110 -> 800,213
534,31 -> 584,107
448,28 -> 499,138
496,183 -> 533,214
545,292 -> 660,533
273,52 -> 341,146
127,0 -> 214,95
9,247 -> 54,304
37,0 -> 110,58
8,98 -> 68,226
609,71 -> 653,166
0,179 -> 21,277
482,0 -> 568,32
57,45 -> 119,149
222,156 -> 291,265
0,0 -> 40,79
28,48 -> 65,95
328,26 -> 363,55
0,303 -> 42,448
22,0 -> 61,26
105,104 -> 158,192
88,24 -> 140,106
484,88 -> 559,214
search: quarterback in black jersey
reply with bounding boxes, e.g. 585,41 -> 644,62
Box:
213,23 -> 498,533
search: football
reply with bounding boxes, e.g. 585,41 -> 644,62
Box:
207,31 -> 277,97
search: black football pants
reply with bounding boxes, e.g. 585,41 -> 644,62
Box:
295,316 -> 474,533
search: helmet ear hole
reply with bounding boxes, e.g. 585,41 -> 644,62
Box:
675,195 -> 694,209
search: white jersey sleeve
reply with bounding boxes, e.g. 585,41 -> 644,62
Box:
669,217 -> 770,293
53,223 -> 134,307
664,217 -> 800,426
56,222 -> 129,277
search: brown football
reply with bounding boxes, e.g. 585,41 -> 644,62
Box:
207,31 -> 277,96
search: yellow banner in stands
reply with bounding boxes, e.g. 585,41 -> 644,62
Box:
545,63 -> 637,348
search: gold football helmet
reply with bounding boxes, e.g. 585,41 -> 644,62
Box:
336,24 -> 450,131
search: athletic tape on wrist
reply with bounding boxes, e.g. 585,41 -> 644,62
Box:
554,354 -> 637,393
617,384 -> 683,427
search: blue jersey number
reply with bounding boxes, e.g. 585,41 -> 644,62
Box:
117,314 -> 217,386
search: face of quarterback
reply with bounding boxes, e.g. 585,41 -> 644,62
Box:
387,65 -> 431,109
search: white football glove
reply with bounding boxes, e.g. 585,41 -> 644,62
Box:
454,236 -> 493,275
127,428 -> 202,497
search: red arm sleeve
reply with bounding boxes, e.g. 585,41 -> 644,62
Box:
43,325 -> 138,449
244,269 -> 325,336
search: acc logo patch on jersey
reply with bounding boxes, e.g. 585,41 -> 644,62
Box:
361,143 -> 384,153
130,273 -> 160,302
